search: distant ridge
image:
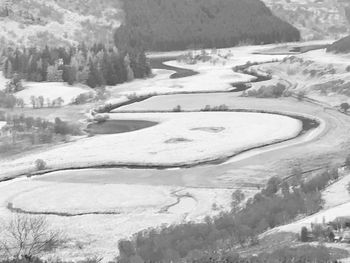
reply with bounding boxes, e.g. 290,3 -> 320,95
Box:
327,35 -> 350,53
262,0 -> 350,41
115,0 -> 300,51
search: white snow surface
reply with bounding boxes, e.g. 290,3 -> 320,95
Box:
0,178 -> 235,261
0,121 -> 6,129
323,173 -> 350,209
0,73 -> 8,91
16,82 -> 94,106
10,183 -> 176,214
0,112 -> 302,178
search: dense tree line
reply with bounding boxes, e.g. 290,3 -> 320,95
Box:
117,167 -> 339,262
115,0 -> 300,51
1,43 -> 151,88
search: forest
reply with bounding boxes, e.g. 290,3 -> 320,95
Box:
115,0 -> 301,51
1,43 -> 151,89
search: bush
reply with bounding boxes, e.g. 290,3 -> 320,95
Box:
345,154 -> 350,168
173,105 -> 182,112
340,102 -> 350,113
5,75 -> 24,93
35,159 -> 47,171
73,93 -> 91,105
94,114 -> 110,123
1,215 -> 63,259
297,90 -> 306,101
243,83 -> 288,98
301,227 -> 308,242
200,104 -> 229,111
54,117 -> 81,135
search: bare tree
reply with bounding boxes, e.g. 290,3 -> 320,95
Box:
30,96 -> 36,109
1,215 -> 64,260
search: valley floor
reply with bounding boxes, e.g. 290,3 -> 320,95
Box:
3,41 -> 350,260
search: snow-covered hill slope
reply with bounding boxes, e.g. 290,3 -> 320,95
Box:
262,0 -> 350,41
0,0 -> 123,47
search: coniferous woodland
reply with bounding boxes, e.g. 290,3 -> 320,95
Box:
1,43 -> 151,89
115,0 -> 301,51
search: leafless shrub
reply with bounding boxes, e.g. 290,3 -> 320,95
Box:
0,215 -> 65,260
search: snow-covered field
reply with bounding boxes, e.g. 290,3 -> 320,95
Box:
9,182 -> 175,214
322,172 -> 350,209
0,112 -> 302,178
16,82 -> 94,106
0,177 -> 237,261
0,73 -> 8,91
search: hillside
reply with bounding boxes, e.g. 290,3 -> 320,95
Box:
261,0 -> 350,41
0,0 -> 123,47
115,0 -> 300,51
327,35 -> 350,53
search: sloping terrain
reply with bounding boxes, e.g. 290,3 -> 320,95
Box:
327,35 -> 350,53
0,0 -> 123,47
0,0 -> 300,50
115,0 -> 300,51
262,0 -> 350,40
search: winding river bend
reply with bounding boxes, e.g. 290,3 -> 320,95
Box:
2,44 -> 350,262
150,57 -> 199,78
3,56 -> 326,188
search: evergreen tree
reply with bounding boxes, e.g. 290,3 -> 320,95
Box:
124,54 -> 134,81
3,59 -> 12,79
1,42 -> 151,87
77,66 -> 90,84
46,63 -> 63,82
62,65 -> 77,85
87,60 -> 103,88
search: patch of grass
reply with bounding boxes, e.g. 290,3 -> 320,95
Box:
164,137 -> 192,144
191,127 -> 225,133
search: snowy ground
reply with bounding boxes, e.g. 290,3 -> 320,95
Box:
0,73 -> 8,91
323,172 -> 350,209
0,121 -> 6,129
0,177 -> 238,261
16,82 -> 94,107
0,111 -> 302,178
9,182 -> 176,215
103,46 -> 289,110
2,41 -> 349,261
